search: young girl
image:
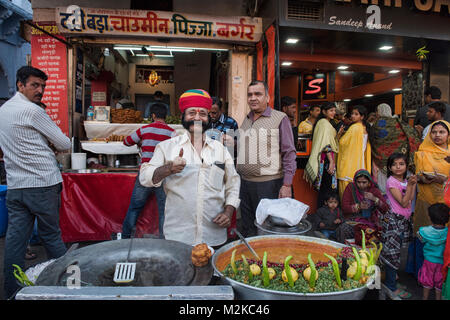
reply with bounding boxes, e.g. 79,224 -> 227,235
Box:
380,153 -> 417,299
417,203 -> 449,300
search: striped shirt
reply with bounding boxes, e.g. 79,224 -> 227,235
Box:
123,121 -> 176,163
0,92 -> 71,189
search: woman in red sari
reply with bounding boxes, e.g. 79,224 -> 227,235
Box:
336,169 -> 389,244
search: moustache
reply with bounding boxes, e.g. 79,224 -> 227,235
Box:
182,119 -> 210,132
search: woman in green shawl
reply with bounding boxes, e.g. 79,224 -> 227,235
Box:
305,102 -> 343,207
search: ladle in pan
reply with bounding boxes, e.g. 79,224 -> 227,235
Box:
230,228 -> 260,260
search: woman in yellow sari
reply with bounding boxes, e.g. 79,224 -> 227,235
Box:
407,120 -> 450,278
337,105 -> 371,201
414,120 -> 450,233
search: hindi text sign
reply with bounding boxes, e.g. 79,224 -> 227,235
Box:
56,6 -> 262,43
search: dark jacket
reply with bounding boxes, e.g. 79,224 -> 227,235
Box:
309,206 -> 343,231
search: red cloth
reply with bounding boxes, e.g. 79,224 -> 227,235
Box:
443,178 -> 450,281
60,172 -> 237,243
265,25 -> 275,107
443,229 -> 450,281
60,173 -> 157,242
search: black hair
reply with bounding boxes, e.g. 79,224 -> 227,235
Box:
430,121 -> 450,134
324,192 -> 340,204
425,86 -> 441,100
154,91 -> 164,98
248,80 -> 269,95
16,66 -> 48,89
211,96 -> 222,109
150,102 -> 168,119
428,101 -> 446,117
311,101 -> 336,139
428,203 -> 450,226
309,105 -> 321,113
351,105 -> 368,127
280,96 -> 296,108
386,152 -> 408,179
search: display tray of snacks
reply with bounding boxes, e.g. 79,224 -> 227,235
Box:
80,140 -> 139,155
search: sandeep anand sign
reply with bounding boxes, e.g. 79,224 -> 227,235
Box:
55,6 -> 262,43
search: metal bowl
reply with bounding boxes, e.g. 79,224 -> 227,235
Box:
268,216 -> 291,226
212,235 -> 369,300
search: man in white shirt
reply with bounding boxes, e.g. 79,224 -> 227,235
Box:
139,89 -> 240,247
0,66 -> 71,299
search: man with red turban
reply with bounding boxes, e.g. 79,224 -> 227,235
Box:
139,89 -> 241,247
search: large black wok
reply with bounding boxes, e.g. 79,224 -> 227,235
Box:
35,239 -> 212,287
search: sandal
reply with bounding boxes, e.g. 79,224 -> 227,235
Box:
25,248 -> 37,260
393,289 -> 412,299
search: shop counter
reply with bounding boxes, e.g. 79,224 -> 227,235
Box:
60,172 -> 158,242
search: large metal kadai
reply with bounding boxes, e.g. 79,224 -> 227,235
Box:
212,235 -> 369,300
36,239 -> 213,287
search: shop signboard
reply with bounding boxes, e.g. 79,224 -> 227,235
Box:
55,6 -> 262,43
31,22 -> 69,136
279,0 -> 450,41
302,73 -> 327,100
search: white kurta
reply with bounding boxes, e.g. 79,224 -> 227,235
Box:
139,133 -> 241,246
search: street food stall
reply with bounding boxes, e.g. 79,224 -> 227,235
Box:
30,5 -> 262,242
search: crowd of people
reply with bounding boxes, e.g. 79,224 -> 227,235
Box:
303,87 -> 450,300
0,65 -> 449,301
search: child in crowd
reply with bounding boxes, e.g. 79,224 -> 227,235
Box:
380,153 -> 417,299
417,203 -> 449,300
312,192 -> 343,240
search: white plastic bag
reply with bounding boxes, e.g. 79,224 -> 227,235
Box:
255,198 -> 310,226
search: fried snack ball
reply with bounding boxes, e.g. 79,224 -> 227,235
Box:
191,243 -> 212,267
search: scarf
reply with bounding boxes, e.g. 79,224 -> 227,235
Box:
369,117 -> 421,175
414,120 -> 450,204
337,122 -> 371,182
350,169 -> 379,204
305,118 -> 338,185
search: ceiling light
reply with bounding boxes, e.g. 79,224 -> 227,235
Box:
282,61 -> 292,66
146,47 -> 193,52
136,54 -> 173,58
389,69 -> 400,74
365,94 -> 374,97
379,45 -> 393,51
147,45 -> 227,51
343,99 -> 351,102
337,66 -> 348,70
286,38 -> 299,44
113,46 -> 194,52
393,88 -> 402,91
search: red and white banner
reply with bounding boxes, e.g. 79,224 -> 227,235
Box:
31,22 -> 69,136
